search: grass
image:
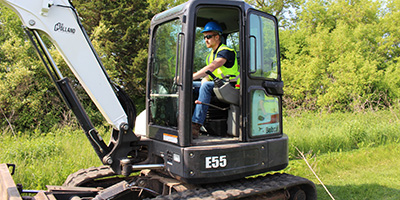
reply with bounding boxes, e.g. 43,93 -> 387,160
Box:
284,109 -> 400,157
0,108 -> 400,199
281,108 -> 400,199
0,126 -> 102,189
284,144 -> 400,200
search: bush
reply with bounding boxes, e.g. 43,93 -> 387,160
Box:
280,0 -> 400,112
285,108 -> 400,158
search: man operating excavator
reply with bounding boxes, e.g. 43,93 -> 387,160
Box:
191,21 -> 240,138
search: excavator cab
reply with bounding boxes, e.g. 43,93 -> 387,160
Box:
145,0 -> 287,183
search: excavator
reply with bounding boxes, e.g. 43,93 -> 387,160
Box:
0,0 -> 317,199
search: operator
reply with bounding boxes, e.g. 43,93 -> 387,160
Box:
192,21 -> 240,139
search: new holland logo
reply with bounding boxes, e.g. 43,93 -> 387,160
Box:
54,22 -> 76,34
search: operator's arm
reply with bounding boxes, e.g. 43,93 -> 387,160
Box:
193,57 -> 227,80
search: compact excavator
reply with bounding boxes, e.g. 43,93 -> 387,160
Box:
0,0 -> 317,199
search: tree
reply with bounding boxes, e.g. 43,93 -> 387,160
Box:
245,0 -> 301,28
280,0 -> 389,112
71,0 -> 153,112
0,0 -> 156,133
147,0 -> 187,13
378,0 -> 400,103
0,5 -> 68,132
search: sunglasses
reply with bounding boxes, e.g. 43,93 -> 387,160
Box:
204,34 -> 217,40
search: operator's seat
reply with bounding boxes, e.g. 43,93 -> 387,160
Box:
205,79 -> 240,137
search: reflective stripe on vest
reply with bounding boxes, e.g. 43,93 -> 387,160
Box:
206,44 -> 240,83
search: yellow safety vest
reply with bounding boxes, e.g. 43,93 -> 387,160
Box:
206,44 -> 240,85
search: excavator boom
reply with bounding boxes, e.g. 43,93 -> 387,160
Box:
0,0 -> 146,177
1,0 -> 128,130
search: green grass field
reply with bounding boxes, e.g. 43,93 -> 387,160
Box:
0,126 -> 102,188
1,109 -> 399,199
282,109 -> 400,199
283,144 -> 400,200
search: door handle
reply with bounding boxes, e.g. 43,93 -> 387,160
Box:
262,81 -> 284,95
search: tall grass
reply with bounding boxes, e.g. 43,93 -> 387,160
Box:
0,126 -> 102,189
284,108 -> 400,158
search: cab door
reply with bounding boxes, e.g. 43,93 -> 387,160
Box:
244,9 -> 283,140
148,18 -> 183,143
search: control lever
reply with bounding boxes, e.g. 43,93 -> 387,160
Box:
205,70 -> 239,105
205,70 -> 224,88
195,100 -> 229,111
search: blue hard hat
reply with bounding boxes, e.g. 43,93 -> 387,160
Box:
201,21 -> 223,33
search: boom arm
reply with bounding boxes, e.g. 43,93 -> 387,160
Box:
1,0 -> 145,175
1,0 -> 128,130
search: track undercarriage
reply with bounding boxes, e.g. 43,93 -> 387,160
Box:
1,164 -> 316,200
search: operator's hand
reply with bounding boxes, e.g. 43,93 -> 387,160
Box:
201,76 -> 210,84
174,76 -> 180,83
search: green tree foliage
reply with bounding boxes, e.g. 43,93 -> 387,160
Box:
71,0 -> 153,112
0,5 -> 67,132
380,0 -> 400,102
280,0 -> 399,112
147,0 -> 188,13
2,0 -> 400,133
0,0 -> 154,133
245,0 -> 301,28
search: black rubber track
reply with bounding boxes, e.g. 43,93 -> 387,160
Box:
149,173 -> 317,200
63,166 -> 317,200
63,165 -> 117,187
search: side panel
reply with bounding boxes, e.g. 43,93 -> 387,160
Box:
182,135 -> 288,184
151,135 -> 288,184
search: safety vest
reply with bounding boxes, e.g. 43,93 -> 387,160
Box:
206,44 -> 240,85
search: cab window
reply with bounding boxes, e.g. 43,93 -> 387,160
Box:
149,19 -> 181,127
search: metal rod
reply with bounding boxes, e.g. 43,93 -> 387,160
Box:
21,190 -> 40,193
132,164 -> 165,171
196,101 -> 229,111
32,30 -> 64,79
